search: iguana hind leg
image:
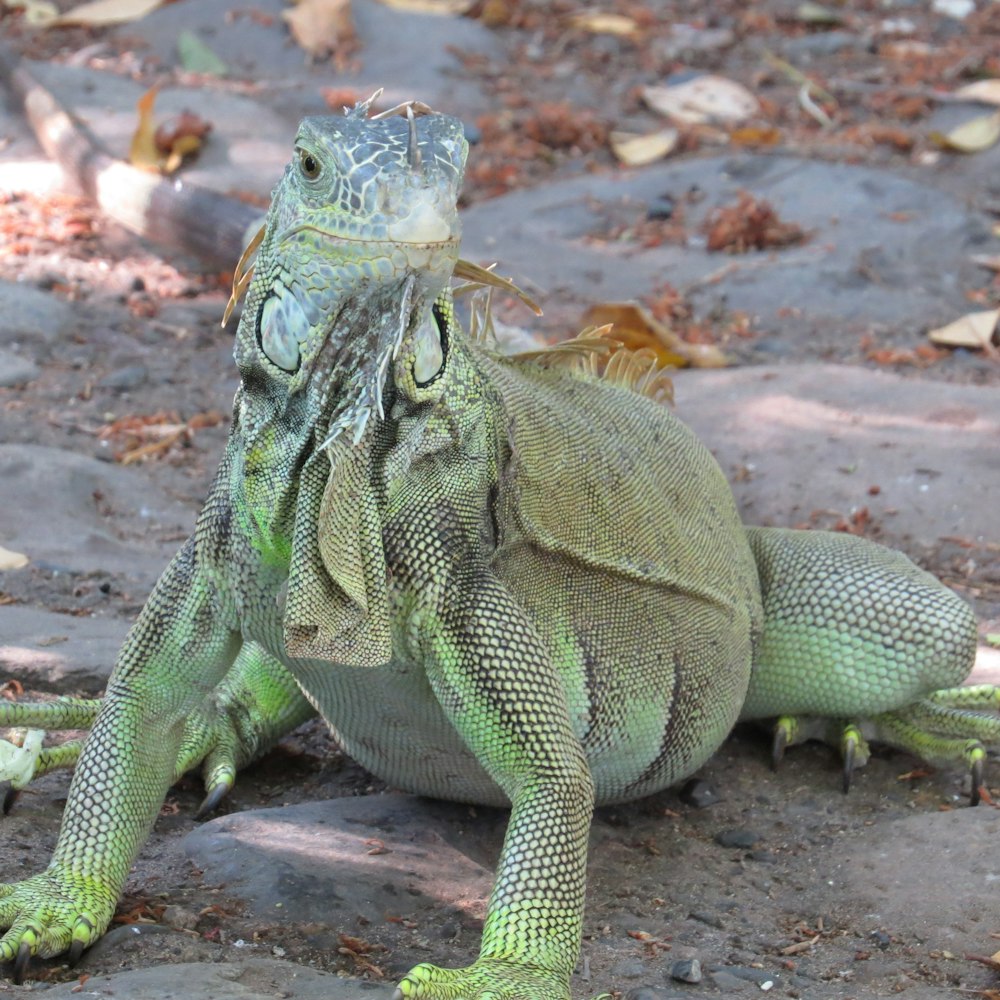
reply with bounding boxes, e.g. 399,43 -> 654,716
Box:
1,642 -> 316,819
744,525 -> 987,801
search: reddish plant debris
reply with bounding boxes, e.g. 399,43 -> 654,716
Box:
702,191 -> 809,254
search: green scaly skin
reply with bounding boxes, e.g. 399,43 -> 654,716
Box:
0,101 -> 988,998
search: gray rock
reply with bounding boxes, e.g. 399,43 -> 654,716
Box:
674,364 -> 1000,556
0,604 -> 126,693
0,347 -> 40,387
39,957 -> 391,998
461,155 -> 987,346
185,794 -> 494,927
0,443 -> 195,580
0,281 -> 73,353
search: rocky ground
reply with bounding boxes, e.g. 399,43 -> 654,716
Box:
1,1 -> 1000,998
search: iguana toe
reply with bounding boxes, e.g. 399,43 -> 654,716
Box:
395,958 -> 571,1000
969,746 -> 985,807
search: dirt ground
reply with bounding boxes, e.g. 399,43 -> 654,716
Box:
1,1 -> 1000,998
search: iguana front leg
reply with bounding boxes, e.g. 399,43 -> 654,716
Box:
396,571 -> 594,1000
0,536 -> 242,978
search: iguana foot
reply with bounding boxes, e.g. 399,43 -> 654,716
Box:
394,959 -> 571,1000
769,685 -> 1000,805
0,867 -> 114,982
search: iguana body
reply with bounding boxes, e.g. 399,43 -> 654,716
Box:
0,102 -> 988,999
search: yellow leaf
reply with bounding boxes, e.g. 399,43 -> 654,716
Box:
2,0 -> 58,24
52,0 -> 163,26
927,308 -> 1000,349
642,76 -> 760,126
609,128 -> 679,166
581,303 -> 730,369
283,0 -> 355,59
570,11 -> 639,36
375,0 -> 473,10
953,79 -> 1000,107
0,545 -> 29,570
163,133 -> 203,175
128,86 -> 163,173
929,112 -> 1000,153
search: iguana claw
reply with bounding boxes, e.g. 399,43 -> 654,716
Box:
970,750 -> 984,807
195,777 -> 233,819
13,940 -> 30,985
841,725 -> 868,794
2,786 -> 20,816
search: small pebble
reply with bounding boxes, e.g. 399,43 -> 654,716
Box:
670,957 -> 702,983
678,778 -> 720,808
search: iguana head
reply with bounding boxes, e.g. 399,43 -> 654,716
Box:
233,98 -> 467,450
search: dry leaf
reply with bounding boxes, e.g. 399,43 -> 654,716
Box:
284,0 -> 355,59
128,87 -> 162,172
570,11 -> 638,36
643,76 -> 760,126
609,128 -> 679,166
0,546 -> 29,570
581,302 -> 729,369
930,112 -> 1000,153
176,30 -> 228,76
729,124 -> 782,146
52,0 -> 163,26
953,79 -> 1000,108
796,1 -> 841,24
927,309 -> 1000,349
374,0 -> 472,11
2,0 -> 58,24
970,253 -> 1000,272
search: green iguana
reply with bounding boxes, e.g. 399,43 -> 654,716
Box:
0,99 -> 995,1000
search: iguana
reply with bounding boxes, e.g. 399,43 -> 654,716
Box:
0,99 -> 994,1000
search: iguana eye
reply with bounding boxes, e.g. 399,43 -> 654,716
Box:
298,149 -> 321,180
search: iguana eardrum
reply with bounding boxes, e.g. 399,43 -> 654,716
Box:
0,99 -> 993,1000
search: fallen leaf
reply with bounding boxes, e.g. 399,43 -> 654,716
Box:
283,0 -> 356,59
375,0 -> 473,10
796,1 -> 841,24
927,309 -> 1000,349
953,79 -> 1000,107
703,191 -> 808,253
128,87 -> 162,172
156,111 -> 212,173
729,124 -> 782,146
52,0 -> 163,26
985,633 -> 1000,648
0,546 -> 28,570
642,75 -> 760,126
581,302 -> 729,369
177,30 -> 228,76
970,253 -> 1000,272
609,128 -> 679,166
570,11 -> 638,36
2,0 -> 58,24
930,112 -> 1000,153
